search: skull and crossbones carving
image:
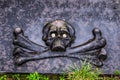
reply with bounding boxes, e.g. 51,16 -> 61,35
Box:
13,20 -> 107,67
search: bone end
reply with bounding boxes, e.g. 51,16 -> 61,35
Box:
15,57 -> 26,65
93,28 -> 102,37
14,27 -> 23,35
98,49 -> 107,61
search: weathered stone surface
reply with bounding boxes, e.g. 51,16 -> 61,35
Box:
0,0 -> 120,74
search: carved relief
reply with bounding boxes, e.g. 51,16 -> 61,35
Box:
13,20 -> 107,67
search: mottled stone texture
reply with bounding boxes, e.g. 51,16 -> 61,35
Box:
0,0 -> 120,74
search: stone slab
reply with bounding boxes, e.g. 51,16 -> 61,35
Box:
0,0 -> 120,74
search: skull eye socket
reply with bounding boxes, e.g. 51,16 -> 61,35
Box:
62,33 -> 67,38
51,33 -> 56,38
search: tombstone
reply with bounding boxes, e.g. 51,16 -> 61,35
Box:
0,0 -> 120,74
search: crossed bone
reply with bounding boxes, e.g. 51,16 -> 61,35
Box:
13,27 -> 107,67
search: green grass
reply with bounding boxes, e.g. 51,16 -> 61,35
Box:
0,75 -> 7,80
11,74 -> 20,80
0,72 -> 119,80
27,72 -> 49,80
0,61 -> 119,80
114,70 -> 120,75
67,60 -> 101,80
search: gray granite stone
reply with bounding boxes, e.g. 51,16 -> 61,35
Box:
0,0 -> 120,74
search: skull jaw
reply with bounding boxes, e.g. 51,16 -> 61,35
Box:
51,39 -> 66,52
51,45 -> 66,51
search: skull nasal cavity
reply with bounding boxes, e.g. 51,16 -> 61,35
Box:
52,39 -> 65,51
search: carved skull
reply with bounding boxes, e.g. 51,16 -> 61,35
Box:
42,20 -> 75,51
